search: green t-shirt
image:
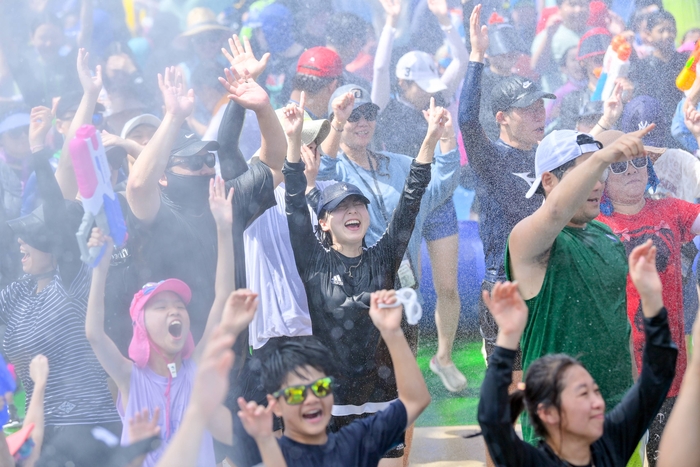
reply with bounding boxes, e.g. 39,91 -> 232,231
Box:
506,221 -> 633,443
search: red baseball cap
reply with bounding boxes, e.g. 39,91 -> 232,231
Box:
297,47 -> 343,78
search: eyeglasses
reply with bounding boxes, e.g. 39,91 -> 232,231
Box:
168,153 -> 216,171
610,156 -> 648,175
272,376 -> 334,405
347,105 -> 378,123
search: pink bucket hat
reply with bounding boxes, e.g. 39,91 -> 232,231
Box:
129,279 -> 195,368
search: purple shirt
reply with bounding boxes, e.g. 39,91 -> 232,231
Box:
117,359 -> 216,467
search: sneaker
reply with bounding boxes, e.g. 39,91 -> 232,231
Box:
430,356 -> 467,393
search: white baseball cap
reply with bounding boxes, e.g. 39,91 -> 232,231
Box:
395,51 -> 447,94
526,130 -> 602,199
120,114 -> 162,139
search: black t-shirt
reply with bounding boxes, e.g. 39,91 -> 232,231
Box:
278,399 -> 408,467
375,97 -> 427,157
136,162 -> 276,341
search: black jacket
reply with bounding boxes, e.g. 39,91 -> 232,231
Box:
284,159 -> 430,407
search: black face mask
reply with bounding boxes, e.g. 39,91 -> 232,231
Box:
162,172 -> 214,210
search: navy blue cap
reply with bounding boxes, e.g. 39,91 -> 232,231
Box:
170,129 -> 219,157
316,182 -> 370,217
620,95 -> 669,148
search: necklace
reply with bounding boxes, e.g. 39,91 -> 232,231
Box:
333,249 -> 364,278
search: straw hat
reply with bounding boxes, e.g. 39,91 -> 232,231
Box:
175,7 -> 230,48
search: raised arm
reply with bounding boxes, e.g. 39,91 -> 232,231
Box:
370,290 -> 430,426
219,66 -> 286,187
372,0 -> 401,112
55,49 -> 102,199
589,83 -> 624,137
218,34 -> 271,181
193,177 -> 236,360
606,241 -> 677,459
322,91 -> 354,158
127,67 -> 194,224
508,125 -> 654,298
85,229 -> 133,393
155,327 -> 237,467
530,14 -> 561,75
428,0 -> 468,99
237,398 -> 286,467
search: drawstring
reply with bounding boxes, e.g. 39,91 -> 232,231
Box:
149,341 -> 179,441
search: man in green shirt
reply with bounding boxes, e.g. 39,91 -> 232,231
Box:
506,125 -> 654,443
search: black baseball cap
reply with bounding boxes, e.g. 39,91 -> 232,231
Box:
170,129 -> 219,157
487,23 -> 523,57
316,182 -> 370,217
490,75 -> 556,115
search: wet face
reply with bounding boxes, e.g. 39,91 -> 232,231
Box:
500,100 -> 546,148
555,365 -> 605,442
543,153 -> 605,225
18,238 -> 54,275
32,23 -> 64,60
340,106 -> 376,150
559,0 -> 590,32
273,366 -> 334,442
0,126 -> 30,159
143,291 -> 191,358
126,124 -> 158,146
604,158 -> 648,206
649,20 -> 677,56
319,195 -> 370,249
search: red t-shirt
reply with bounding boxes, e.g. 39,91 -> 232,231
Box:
597,198 -> 700,397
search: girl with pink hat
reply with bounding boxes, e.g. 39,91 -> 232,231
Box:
85,177 -> 257,467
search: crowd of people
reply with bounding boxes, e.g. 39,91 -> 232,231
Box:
0,0 -> 699,466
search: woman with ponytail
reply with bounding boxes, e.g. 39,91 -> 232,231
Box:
478,240 -> 677,466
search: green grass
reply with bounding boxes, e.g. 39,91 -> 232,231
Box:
415,336 -> 485,427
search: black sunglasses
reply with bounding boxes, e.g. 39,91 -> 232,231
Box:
610,156 -> 648,175
168,153 -> 216,171
272,376 -> 334,405
348,105 -> 378,123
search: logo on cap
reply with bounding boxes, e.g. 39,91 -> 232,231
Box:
404,67 -> 411,78
522,81 -> 532,89
638,121 -> 651,130
185,133 -> 195,139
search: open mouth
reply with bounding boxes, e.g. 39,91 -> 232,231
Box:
587,197 -> 599,203
302,409 -> 323,421
344,220 -> 361,231
168,320 -> 183,338
20,249 -> 29,263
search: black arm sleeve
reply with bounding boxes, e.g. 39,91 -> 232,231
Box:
306,186 -> 321,214
284,161 -> 324,280
32,149 -> 82,286
478,347 -> 547,466
600,307 -> 678,462
217,100 -> 249,182
373,161 -> 431,272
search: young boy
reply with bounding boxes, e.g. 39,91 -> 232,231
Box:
239,289 -> 431,467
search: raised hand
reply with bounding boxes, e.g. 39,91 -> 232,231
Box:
331,92 -> 355,127
483,281 -> 528,350
600,81 -> 624,129
428,0 -> 450,24
279,92 -> 306,138
469,4 -> 489,60
595,124 -> 655,164
208,176 -> 234,228
159,66 -> 195,120
87,227 -> 114,274
221,289 -> 258,338
29,354 -> 49,387
77,48 -> 103,97
629,240 -> 663,318
128,408 -> 161,444
423,97 -> 448,141
29,105 -> 54,149
369,290 -> 403,335
379,0 -> 401,26
221,34 -> 270,81
218,67 -> 270,112
191,327 -> 235,418
237,397 -> 276,440
301,144 -> 320,188
684,104 -> 700,140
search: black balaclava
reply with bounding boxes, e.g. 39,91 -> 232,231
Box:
161,172 -> 214,210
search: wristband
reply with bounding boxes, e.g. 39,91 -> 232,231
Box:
30,145 -> 45,153
596,122 -> 609,131
332,120 -> 345,132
